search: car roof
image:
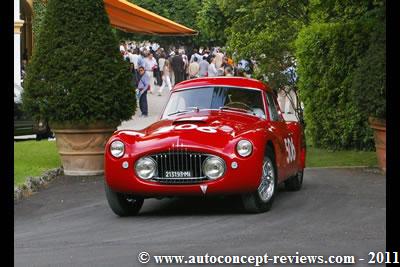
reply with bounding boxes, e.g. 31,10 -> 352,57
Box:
172,77 -> 272,92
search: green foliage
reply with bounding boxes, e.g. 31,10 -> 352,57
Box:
351,5 -> 386,119
295,21 -> 375,150
295,0 -> 385,150
23,0 -> 136,126
309,0 -> 382,23
196,0 -> 228,47
32,0 -> 47,43
221,0 -> 309,91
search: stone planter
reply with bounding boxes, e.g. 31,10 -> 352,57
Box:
368,117 -> 386,173
52,123 -> 117,176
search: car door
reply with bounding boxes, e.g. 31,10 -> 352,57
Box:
264,91 -> 297,181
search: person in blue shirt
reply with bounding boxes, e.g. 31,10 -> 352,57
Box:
137,66 -> 150,117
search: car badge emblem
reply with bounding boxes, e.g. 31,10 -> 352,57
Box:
174,138 -> 184,148
200,184 -> 208,194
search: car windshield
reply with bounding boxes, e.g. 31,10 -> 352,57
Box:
162,87 -> 265,119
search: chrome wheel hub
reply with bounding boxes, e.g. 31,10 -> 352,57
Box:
258,160 -> 275,202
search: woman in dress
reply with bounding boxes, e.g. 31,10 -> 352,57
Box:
158,60 -> 172,95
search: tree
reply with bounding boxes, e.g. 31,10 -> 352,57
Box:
23,0 -> 136,126
196,0 -> 228,47
32,0 -> 47,43
220,0 -> 309,91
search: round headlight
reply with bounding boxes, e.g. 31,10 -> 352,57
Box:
203,156 -> 226,180
135,157 -> 157,180
236,139 -> 253,157
110,140 -> 125,158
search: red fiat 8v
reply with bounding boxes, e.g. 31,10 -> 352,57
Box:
104,77 -> 306,216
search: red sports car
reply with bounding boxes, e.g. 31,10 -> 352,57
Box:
104,77 -> 306,216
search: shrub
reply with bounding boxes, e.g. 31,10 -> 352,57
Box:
23,0 -> 136,126
32,0 -> 47,42
295,22 -> 376,150
351,8 -> 386,120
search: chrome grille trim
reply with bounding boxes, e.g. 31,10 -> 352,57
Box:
149,150 -> 214,184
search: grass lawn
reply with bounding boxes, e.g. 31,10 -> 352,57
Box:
306,146 -> 377,168
14,140 -> 61,186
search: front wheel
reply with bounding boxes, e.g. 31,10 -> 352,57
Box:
104,181 -> 144,216
241,155 -> 277,213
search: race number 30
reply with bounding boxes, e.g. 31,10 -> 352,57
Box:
284,137 -> 296,163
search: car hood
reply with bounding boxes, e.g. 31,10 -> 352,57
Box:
116,110 -> 264,151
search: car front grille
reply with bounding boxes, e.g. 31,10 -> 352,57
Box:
149,149 -> 210,184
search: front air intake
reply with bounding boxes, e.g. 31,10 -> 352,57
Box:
148,148 -> 210,184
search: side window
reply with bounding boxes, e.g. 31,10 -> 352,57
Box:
265,92 -> 280,121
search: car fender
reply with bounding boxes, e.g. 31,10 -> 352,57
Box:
285,122 -> 306,171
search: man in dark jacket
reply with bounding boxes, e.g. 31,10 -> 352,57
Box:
171,50 -> 185,84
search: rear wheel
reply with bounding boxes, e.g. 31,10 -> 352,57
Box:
284,170 -> 304,191
241,153 -> 277,213
104,182 -> 144,216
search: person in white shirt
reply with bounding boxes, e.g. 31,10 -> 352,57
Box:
207,55 -> 218,77
198,56 -> 209,77
152,43 -> 160,52
159,60 -> 172,95
190,48 -> 202,63
158,52 -> 166,78
119,42 -> 126,54
129,49 -> 140,70
181,51 -> 189,80
143,52 -> 158,94
123,50 -> 129,62
127,42 -> 133,51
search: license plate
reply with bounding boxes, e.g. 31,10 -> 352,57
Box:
164,171 -> 192,178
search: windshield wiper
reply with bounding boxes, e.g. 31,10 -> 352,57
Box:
167,106 -> 200,116
219,106 -> 256,115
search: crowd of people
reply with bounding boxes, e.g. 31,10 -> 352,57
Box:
119,41 -> 254,117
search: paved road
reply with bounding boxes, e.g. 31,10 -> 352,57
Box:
14,168 -> 385,266
118,87 -> 170,131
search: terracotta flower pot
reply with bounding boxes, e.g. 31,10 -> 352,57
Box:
51,122 -> 117,176
368,117 -> 386,173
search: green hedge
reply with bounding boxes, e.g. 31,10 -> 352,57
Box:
32,0 -> 47,43
23,0 -> 136,125
295,21 -> 376,150
351,8 -> 386,120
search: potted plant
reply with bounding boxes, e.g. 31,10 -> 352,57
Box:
352,14 -> 386,172
23,0 -> 136,175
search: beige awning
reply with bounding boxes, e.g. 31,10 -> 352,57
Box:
104,0 -> 198,36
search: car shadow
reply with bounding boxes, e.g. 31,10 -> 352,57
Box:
137,185 -> 289,217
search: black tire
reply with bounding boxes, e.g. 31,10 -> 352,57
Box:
241,152 -> 277,213
284,170 -> 304,191
104,181 -> 144,216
